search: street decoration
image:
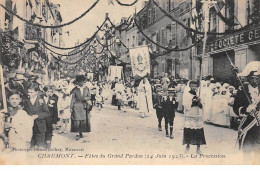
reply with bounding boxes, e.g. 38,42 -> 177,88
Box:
129,46 -> 150,78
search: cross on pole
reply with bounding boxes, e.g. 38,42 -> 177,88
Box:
200,0 -> 216,78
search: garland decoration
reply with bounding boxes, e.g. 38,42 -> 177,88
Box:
114,0 -> 139,7
134,17 -> 202,52
0,0 -> 100,29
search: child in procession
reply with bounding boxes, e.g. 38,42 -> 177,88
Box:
183,81 -> 206,154
23,83 -> 50,148
161,88 -> 178,139
58,87 -> 71,134
43,85 -> 59,148
7,90 -> 35,149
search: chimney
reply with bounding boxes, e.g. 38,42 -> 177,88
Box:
142,1 -> 148,8
105,13 -> 109,19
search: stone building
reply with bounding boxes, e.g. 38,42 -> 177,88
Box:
195,0 -> 260,84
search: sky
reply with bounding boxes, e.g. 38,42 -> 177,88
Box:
49,0 -> 145,47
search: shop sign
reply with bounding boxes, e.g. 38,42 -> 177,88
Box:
199,26 -> 260,54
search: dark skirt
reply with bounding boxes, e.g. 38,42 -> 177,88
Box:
183,128 -> 206,145
112,94 -> 117,105
91,94 -> 96,101
71,112 -> 91,133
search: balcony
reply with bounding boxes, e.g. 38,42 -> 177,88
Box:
25,24 -> 42,40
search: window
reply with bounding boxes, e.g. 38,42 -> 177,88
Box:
151,7 -> 156,22
148,9 -> 151,24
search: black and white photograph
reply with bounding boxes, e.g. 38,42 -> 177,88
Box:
0,0 -> 259,165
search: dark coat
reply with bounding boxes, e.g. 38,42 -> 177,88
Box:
152,93 -> 162,111
23,96 -> 50,133
70,87 -> 91,121
46,94 -> 59,125
233,84 -> 260,150
161,96 -> 178,117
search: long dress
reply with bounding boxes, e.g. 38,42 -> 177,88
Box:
58,95 -> 71,120
182,89 -> 206,145
177,84 -> 186,112
70,87 -> 91,132
138,80 -> 153,114
212,88 -> 230,126
202,87 -> 214,122
115,83 -> 125,106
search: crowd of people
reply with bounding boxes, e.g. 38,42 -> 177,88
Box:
0,69 -> 100,149
0,61 -> 259,155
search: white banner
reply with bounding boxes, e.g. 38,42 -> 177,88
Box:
108,66 -> 123,81
129,46 -> 150,77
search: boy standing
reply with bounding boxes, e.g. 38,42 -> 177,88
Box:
152,84 -> 163,131
162,88 -> 178,139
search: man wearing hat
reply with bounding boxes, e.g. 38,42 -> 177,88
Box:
152,83 -> 164,131
161,87 -> 178,139
233,61 -> 260,153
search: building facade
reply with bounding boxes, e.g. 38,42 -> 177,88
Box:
0,0 -> 63,82
195,0 -> 260,84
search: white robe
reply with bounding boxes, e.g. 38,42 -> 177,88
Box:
8,110 -> 34,148
138,80 -> 153,114
115,83 -> 125,100
183,90 -> 203,129
202,87 -> 214,122
212,94 -> 230,126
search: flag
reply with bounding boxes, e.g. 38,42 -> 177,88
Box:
129,46 -> 150,78
108,0 -> 114,5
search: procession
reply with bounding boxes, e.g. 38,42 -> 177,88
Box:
0,0 -> 259,165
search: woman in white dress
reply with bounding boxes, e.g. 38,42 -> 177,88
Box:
115,80 -> 125,110
138,77 -> 153,118
212,87 -> 230,127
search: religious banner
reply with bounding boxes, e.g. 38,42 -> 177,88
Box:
129,45 -> 150,78
108,66 -> 123,81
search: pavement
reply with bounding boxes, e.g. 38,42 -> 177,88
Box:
1,104 -> 252,164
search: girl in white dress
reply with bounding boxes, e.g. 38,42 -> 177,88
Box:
58,88 -> 71,134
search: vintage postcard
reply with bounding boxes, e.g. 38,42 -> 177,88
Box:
0,0 -> 260,165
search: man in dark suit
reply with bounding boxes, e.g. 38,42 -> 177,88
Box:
43,85 -> 59,149
233,62 -> 260,153
23,84 -> 50,148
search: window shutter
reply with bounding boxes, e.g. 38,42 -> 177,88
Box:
171,22 -> 177,47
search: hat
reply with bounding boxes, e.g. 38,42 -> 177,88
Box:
216,82 -> 221,87
228,86 -> 235,90
189,80 -> 199,86
237,61 -> 260,77
168,88 -> 175,92
14,74 -> 25,81
73,75 -> 86,85
223,83 -> 230,88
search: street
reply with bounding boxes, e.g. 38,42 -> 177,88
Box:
49,105 -> 243,164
